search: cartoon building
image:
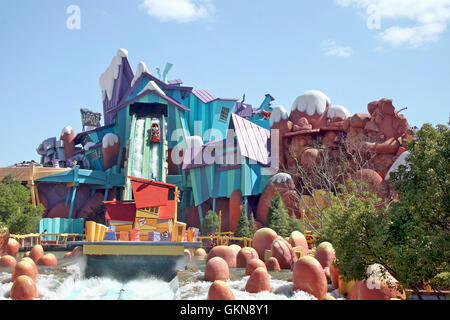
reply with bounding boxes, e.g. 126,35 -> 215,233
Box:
7,48 -> 277,233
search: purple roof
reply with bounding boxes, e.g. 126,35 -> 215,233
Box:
192,90 -> 217,104
235,102 -> 254,118
230,113 -> 270,166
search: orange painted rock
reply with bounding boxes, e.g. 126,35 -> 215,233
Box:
10,275 -> 38,300
207,246 -> 237,267
71,246 -> 83,258
289,231 -> 309,258
20,257 -> 39,277
256,173 -> 298,225
194,248 -> 207,257
229,244 -> 242,255
229,190 -> 243,232
12,260 -> 37,282
205,257 -> 230,282
37,253 -> 57,267
330,262 -> 339,289
245,258 -> 267,276
323,295 -> 336,300
245,267 -> 271,293
271,237 -> 297,269
236,247 -> 259,268
314,242 -> 335,269
265,257 -> 281,271
252,228 -> 278,260
207,280 -> 235,300
29,245 -> 44,263
6,238 -> 19,256
23,251 -> 30,258
293,256 -> 328,300
0,255 -> 17,268
63,252 -> 72,259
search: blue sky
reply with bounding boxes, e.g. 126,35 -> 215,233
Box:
0,0 -> 449,166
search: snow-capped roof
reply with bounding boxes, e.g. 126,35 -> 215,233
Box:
270,105 -> 289,126
131,61 -> 151,88
138,80 -> 166,97
61,126 -> 74,137
291,90 -> 331,116
270,172 -> 292,184
102,133 -> 119,149
327,105 -> 350,119
99,49 -> 129,102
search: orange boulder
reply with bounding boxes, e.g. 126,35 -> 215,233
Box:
252,228 -> 278,260
207,280 -> 235,300
293,256 -> 328,300
37,253 -> 57,267
0,255 -> 17,268
29,245 -> 44,263
314,242 -> 335,269
271,237 -> 297,269
236,247 -> 259,268
245,258 -> 267,276
265,257 -> 281,271
6,238 -> 19,256
207,246 -> 237,267
12,260 -> 37,282
10,275 -> 38,300
245,267 -> 271,293
289,231 -> 309,258
205,257 -> 230,282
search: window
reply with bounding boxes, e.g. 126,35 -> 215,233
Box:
219,107 -> 230,122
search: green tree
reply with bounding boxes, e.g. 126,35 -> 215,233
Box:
387,123 -> 449,297
289,213 -> 305,234
319,123 -> 450,299
0,176 -> 44,234
201,210 -> 219,236
234,205 -> 251,238
249,212 -> 258,237
266,192 -> 291,237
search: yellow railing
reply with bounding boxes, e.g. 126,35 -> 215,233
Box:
10,233 -> 85,247
198,235 -> 253,248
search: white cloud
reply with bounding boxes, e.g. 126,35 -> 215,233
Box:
140,0 -> 214,23
335,0 -> 450,48
323,40 -> 354,57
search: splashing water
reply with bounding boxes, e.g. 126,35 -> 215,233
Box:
0,255 -> 346,300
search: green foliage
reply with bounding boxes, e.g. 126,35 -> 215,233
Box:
319,123 -> 450,297
289,213 -> 305,234
386,123 -> 450,294
234,205 -> 252,238
249,212 -> 258,237
266,192 -> 292,238
201,210 -> 219,236
0,176 -> 44,234
318,185 -> 387,282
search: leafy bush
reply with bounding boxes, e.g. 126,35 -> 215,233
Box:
201,210 -> 219,236
0,176 -> 44,234
234,205 -> 251,238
